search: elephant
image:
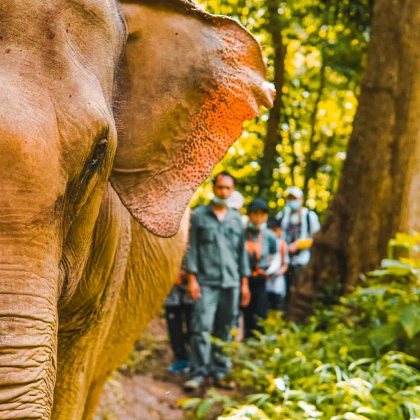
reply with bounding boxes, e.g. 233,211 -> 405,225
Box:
0,0 -> 274,419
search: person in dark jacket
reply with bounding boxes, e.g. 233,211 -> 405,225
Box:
243,199 -> 278,338
165,268 -> 194,374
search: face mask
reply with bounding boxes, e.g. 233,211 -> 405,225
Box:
212,196 -> 228,206
248,221 -> 260,232
287,200 -> 301,211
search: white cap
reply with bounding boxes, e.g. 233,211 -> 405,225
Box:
285,186 -> 304,199
226,190 -> 245,210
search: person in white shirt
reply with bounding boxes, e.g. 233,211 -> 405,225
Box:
266,218 -> 289,311
226,190 -> 249,228
276,187 -> 320,307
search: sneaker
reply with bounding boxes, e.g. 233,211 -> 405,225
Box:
213,374 -> 236,390
168,360 -> 189,374
183,376 -> 203,391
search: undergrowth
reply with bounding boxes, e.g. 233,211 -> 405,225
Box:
182,234 -> 420,420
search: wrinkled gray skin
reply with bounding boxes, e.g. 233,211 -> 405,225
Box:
0,0 -> 272,419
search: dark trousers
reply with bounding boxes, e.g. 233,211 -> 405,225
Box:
243,277 -> 268,339
285,265 -> 304,308
267,292 -> 286,311
165,304 -> 193,362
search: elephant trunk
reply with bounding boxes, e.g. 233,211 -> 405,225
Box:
0,267 -> 59,419
0,74 -> 65,419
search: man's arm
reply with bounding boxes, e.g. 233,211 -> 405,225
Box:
184,211 -> 201,300
238,221 -> 251,307
184,211 -> 198,273
238,222 -> 251,279
265,234 -> 280,277
279,241 -> 290,275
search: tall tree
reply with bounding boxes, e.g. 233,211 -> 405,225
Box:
290,0 -> 420,320
256,0 -> 285,199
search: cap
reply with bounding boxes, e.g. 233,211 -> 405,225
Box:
226,191 -> 245,211
285,186 -> 304,199
248,199 -> 269,214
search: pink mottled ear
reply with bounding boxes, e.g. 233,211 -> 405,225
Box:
111,0 -> 275,238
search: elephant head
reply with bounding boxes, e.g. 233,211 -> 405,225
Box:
0,0 -> 273,417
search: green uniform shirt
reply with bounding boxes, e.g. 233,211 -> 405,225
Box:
185,205 -> 250,288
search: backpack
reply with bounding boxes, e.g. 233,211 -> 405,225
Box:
278,209 -> 313,237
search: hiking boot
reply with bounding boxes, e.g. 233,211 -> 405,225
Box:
213,373 -> 236,390
168,360 -> 189,374
183,376 -> 203,391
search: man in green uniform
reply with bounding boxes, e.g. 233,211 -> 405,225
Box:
184,172 -> 251,391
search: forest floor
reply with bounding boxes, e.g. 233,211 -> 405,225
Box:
96,316 -> 188,420
96,316 -> 226,420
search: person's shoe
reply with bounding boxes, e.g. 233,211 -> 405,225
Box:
168,360 -> 189,374
184,376 -> 203,391
213,374 -> 236,390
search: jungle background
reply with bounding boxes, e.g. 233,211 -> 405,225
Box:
97,0 -> 420,418
191,0 -> 370,215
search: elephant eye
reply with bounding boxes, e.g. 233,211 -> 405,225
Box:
90,138 -> 108,169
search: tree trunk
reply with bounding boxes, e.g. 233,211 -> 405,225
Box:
289,0 -> 420,321
303,63 -> 326,198
257,0 -> 285,199
400,135 -> 420,233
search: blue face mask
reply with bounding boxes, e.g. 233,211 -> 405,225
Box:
212,196 -> 228,206
287,200 -> 301,211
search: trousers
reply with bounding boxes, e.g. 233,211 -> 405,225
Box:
267,292 -> 286,311
243,277 -> 268,338
189,285 -> 239,379
285,265 -> 304,309
165,303 -> 193,362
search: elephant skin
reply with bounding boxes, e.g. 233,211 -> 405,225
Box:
0,1 -> 274,419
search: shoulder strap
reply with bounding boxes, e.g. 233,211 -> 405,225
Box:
307,210 -> 311,236
278,211 -> 284,226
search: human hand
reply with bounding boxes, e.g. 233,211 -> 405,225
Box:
289,241 -> 299,254
187,274 -> 201,300
240,279 -> 251,307
275,265 -> 289,277
260,270 -> 272,281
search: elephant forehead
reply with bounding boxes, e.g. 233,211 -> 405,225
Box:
0,0 -> 125,181
0,0 -> 125,100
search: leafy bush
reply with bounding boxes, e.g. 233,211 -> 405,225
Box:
184,234 -> 420,419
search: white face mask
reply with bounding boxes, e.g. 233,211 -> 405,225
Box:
212,196 -> 228,206
287,199 -> 302,211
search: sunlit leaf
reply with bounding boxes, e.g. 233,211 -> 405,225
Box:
400,304 -> 420,339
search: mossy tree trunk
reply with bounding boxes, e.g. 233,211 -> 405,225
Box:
290,0 -> 420,321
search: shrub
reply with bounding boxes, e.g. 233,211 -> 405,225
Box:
184,234 -> 420,419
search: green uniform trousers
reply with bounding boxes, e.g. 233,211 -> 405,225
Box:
189,285 -> 239,380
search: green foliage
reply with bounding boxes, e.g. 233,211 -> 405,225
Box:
183,234 -> 420,419
119,326 -> 169,375
193,0 -> 371,215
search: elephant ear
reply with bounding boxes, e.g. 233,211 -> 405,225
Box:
111,0 -> 274,238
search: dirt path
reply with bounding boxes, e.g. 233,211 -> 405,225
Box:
96,372 -> 187,420
96,317 -> 192,420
